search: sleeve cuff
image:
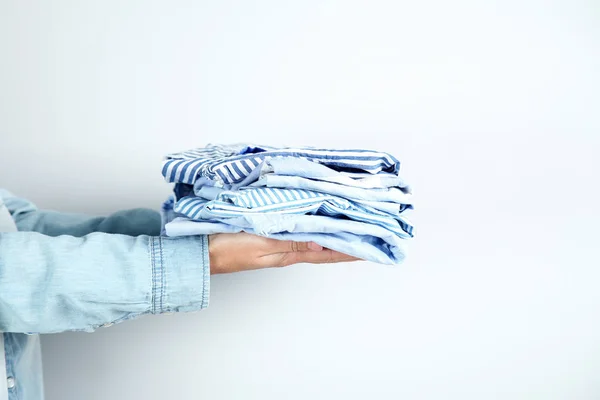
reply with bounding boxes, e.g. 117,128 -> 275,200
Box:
150,235 -> 210,314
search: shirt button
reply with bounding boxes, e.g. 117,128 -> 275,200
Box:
7,376 -> 15,389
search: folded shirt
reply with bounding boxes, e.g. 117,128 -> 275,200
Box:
162,144 -> 402,186
246,156 -> 411,190
250,175 -> 412,207
194,184 -> 410,217
164,214 -> 408,265
175,187 -> 413,239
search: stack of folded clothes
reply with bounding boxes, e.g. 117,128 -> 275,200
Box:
161,144 -> 414,264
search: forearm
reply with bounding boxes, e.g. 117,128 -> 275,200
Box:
0,231 -> 209,334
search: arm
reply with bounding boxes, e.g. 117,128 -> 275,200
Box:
0,190 -> 209,334
1,189 -> 162,237
0,191 -> 357,334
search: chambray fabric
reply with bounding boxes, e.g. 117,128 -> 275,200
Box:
0,190 -> 210,400
0,200 -> 19,400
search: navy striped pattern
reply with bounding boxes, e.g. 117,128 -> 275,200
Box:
162,144 -> 242,186
174,188 -> 414,238
162,144 -> 401,185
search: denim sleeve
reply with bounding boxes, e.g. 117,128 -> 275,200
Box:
0,191 -> 210,334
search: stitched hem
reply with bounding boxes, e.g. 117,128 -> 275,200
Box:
201,235 -> 210,309
150,237 -> 165,314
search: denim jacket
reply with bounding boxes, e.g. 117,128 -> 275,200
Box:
0,189 -> 210,400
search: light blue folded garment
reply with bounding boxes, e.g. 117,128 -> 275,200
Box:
195,188 -> 411,220
195,183 -> 410,216
250,175 -> 412,207
164,215 -> 408,264
175,188 -> 414,238
191,156 -> 411,192
253,157 -> 411,190
196,186 -> 223,201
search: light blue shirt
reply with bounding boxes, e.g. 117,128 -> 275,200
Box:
0,190 -> 210,400
175,188 -> 413,239
248,156 -> 411,191
251,174 -> 412,204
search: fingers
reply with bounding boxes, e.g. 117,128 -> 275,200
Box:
260,249 -> 360,268
269,239 -> 324,254
295,249 -> 360,265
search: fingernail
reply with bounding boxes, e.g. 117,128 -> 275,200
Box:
308,242 -> 323,251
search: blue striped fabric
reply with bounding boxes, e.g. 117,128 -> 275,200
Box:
162,144 -> 401,186
174,187 -> 414,238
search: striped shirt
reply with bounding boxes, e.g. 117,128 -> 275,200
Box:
162,144 -> 401,186
174,187 -> 414,238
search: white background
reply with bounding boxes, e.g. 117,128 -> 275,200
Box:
1,1 -> 599,399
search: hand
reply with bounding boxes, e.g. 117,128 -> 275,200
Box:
208,232 -> 359,274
